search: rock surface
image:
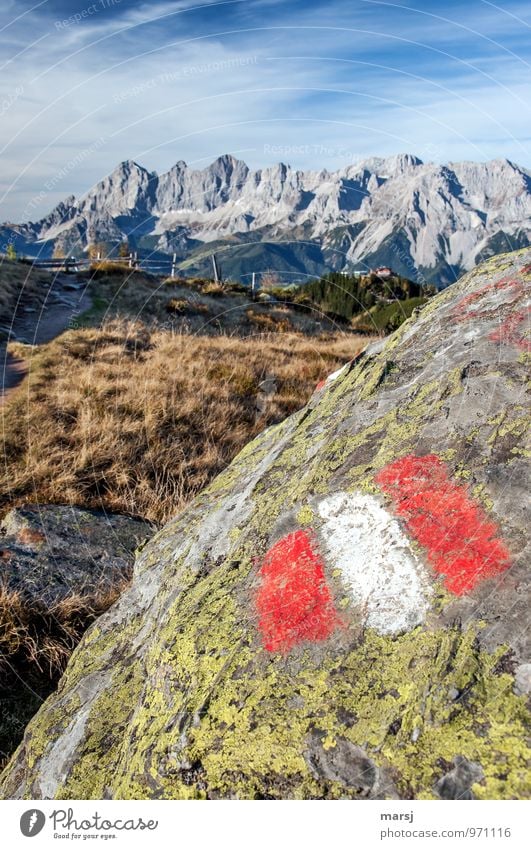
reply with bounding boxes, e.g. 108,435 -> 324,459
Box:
0,505 -> 153,605
1,249 -> 530,800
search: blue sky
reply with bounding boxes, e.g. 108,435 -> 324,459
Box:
1,0 -> 530,221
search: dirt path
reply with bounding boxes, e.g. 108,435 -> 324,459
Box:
1,274 -> 92,404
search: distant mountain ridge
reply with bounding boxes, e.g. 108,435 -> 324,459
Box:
3,153 -> 531,286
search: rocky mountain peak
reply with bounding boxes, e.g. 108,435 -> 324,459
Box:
4,153 -> 530,285
383,152 -> 424,173
206,153 -> 249,183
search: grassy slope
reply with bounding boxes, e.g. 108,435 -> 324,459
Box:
0,258 -> 53,330
77,268 -> 349,336
2,267 -> 371,525
2,323 -> 365,524
352,296 -> 430,333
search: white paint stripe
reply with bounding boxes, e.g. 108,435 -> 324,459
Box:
316,492 -> 432,636
326,363 -> 348,384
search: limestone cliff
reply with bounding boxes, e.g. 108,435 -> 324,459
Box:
4,155 -> 531,286
1,249 -> 530,800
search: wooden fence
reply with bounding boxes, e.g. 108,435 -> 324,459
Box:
30,252 -> 179,277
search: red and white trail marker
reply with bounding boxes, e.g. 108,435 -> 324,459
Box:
254,455 -> 511,653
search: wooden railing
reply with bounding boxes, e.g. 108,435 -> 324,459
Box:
30,253 -> 180,277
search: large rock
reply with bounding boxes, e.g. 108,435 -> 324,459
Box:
1,249 -> 530,800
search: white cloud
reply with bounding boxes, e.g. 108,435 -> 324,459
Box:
0,0 -> 530,220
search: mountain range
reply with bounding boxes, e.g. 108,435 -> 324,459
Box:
3,153 -> 531,286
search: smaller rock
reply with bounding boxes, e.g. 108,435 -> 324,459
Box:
0,505 -> 154,606
0,504 -> 155,767
305,729 -> 377,794
435,756 -> 484,800
513,664 -> 531,697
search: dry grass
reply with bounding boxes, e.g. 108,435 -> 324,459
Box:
1,321 -> 369,524
166,297 -> 210,316
0,258 -> 53,329
0,580 -> 126,677
0,579 -> 128,768
77,269 -> 350,337
200,281 -> 226,296
245,307 -> 293,333
89,260 -> 135,276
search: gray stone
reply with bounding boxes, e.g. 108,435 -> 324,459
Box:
436,756 -> 485,800
305,730 -> 378,794
0,504 -> 153,605
514,664 -> 531,697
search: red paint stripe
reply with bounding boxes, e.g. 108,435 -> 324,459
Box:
489,308 -> 531,352
453,276 -> 521,322
255,529 -> 340,652
315,379 -> 326,391
376,455 -> 511,595
451,274 -> 529,353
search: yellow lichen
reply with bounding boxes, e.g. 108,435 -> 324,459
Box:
296,505 -> 314,525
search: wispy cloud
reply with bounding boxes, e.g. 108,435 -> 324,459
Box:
1,0 -> 530,220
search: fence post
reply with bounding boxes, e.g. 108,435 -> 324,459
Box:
171,253 -> 177,278
212,254 -> 220,283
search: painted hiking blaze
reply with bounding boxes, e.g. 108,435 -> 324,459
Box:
316,492 -> 432,636
315,363 -> 349,392
376,455 -> 511,595
255,530 -> 340,652
489,309 -> 530,352
452,272 -> 530,351
256,455 -> 511,652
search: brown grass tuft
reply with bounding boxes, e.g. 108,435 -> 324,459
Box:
89,261 -> 135,276
0,580 -> 127,677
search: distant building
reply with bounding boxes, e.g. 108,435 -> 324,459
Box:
373,266 -> 393,278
